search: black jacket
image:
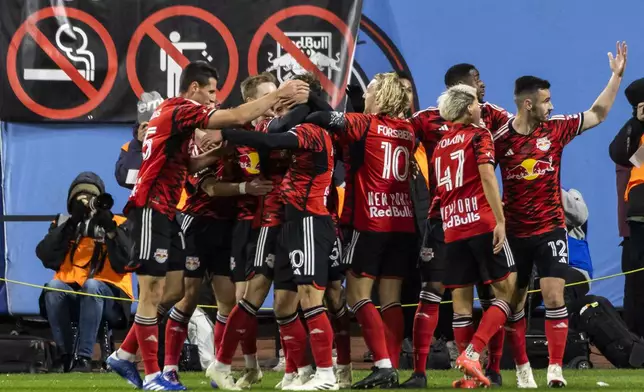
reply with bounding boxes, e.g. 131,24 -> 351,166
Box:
115,139 -> 143,190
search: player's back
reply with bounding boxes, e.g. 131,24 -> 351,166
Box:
431,123 -> 496,243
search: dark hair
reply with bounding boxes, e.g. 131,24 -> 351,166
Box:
395,70 -> 412,81
293,72 -> 322,94
444,63 -> 476,87
514,76 -> 551,96
179,61 -> 219,93
240,72 -> 278,101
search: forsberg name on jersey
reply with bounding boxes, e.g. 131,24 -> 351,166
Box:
377,125 -> 414,141
441,196 -> 481,229
367,191 -> 413,219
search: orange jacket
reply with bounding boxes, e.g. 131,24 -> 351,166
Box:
625,134 -> 644,202
53,215 -> 134,299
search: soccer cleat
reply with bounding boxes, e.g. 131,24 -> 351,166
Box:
276,373 -> 297,390
516,363 -> 538,388
292,372 -> 339,391
351,366 -> 398,389
162,370 -> 187,390
235,368 -> 263,389
451,376 -> 481,389
485,369 -> 502,387
283,367 -> 315,391
334,364 -> 352,389
143,373 -> 186,391
106,351 -> 143,389
547,364 -> 567,388
206,362 -> 241,391
455,352 -> 490,388
400,372 -> 427,389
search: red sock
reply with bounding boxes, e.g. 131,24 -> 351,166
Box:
545,306 -> 569,366
280,335 -> 297,374
471,300 -> 510,353
381,303 -> 404,368
134,315 -> 160,375
241,315 -> 258,355
304,306 -> 334,368
507,310 -> 529,366
413,297 -> 440,374
119,326 -> 139,355
453,314 -> 475,354
214,313 -> 228,353
331,307 -> 351,366
353,299 -> 390,362
164,307 -> 190,368
486,327 -> 505,373
278,313 -> 309,369
216,300 -> 258,365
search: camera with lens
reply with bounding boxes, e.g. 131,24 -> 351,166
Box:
88,193 -> 114,213
76,193 -> 114,240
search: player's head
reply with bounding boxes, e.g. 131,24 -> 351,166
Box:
514,76 -> 553,122
364,72 -> 410,117
240,72 -> 278,102
273,73 -> 320,118
437,84 -> 480,125
444,63 -> 485,102
625,77 -> 644,120
395,70 -> 414,104
179,61 -> 219,106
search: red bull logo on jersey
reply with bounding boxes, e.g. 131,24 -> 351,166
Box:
505,156 -> 554,181
238,151 -> 260,175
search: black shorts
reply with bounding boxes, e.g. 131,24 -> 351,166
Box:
509,228 -> 570,289
273,215 -> 336,291
344,230 -> 416,279
419,219 -> 447,284
247,225 -> 281,280
443,232 -> 516,288
128,207 -> 185,277
181,215 -> 234,279
328,236 -> 346,282
230,219 -> 258,283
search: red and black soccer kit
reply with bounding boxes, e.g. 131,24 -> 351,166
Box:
125,97 -> 215,277
326,175 -> 347,282
221,123 -> 336,291
493,113 -> 584,289
310,112 -> 418,280
431,123 -> 515,288
180,157 -> 237,279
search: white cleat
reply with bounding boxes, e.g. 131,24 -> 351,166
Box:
272,350 -> 286,372
276,373 -> 297,390
547,364 -> 567,388
206,362 -> 241,391
292,372 -> 339,391
334,364 -> 352,389
236,368 -> 263,389
283,367 -> 315,391
516,363 -> 538,388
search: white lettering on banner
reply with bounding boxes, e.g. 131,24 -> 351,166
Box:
376,125 -> 414,141
367,191 -> 413,218
439,133 -> 465,148
441,196 -> 481,229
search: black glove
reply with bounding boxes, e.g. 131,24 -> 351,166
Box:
69,199 -> 89,224
93,209 -> 117,233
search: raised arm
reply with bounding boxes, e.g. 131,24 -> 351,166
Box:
582,41 -> 627,132
304,111 -> 346,133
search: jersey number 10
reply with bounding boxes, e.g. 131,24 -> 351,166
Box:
435,149 -> 465,191
380,141 -> 410,181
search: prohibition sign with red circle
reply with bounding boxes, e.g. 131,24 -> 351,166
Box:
127,6 -> 239,102
248,5 -> 356,108
6,7 -> 118,120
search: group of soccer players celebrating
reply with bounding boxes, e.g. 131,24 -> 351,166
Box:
106,40 -> 627,390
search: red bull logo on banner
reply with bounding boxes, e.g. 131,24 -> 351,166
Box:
266,33 -> 341,82
505,156 -> 555,181
239,151 -> 260,175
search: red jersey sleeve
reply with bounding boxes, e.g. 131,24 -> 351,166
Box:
341,113 -> 371,142
290,124 -> 326,152
483,103 -> 513,132
548,113 -> 585,146
472,129 -> 496,165
409,107 -> 444,144
173,102 -> 216,133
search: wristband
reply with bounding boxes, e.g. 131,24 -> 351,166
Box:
239,182 -> 247,195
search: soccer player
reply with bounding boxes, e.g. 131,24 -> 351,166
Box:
493,42 -> 627,387
404,63 -> 536,389
106,61 -> 308,391
431,84 -> 516,388
306,72 -> 415,389
207,112 -> 339,391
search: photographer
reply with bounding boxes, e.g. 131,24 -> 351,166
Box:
36,172 -> 134,372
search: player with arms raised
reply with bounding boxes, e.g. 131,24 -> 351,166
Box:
431,84 -> 516,388
493,42 -> 627,387
106,61 -> 308,391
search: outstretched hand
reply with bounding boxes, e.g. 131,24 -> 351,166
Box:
608,41 -> 627,77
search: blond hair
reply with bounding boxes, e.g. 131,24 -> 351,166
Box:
240,72 -> 278,101
372,72 -> 410,117
437,84 -> 477,122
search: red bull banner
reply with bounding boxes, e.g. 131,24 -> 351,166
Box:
0,0 -> 362,122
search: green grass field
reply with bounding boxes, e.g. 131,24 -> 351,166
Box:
1,369 -> 643,391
